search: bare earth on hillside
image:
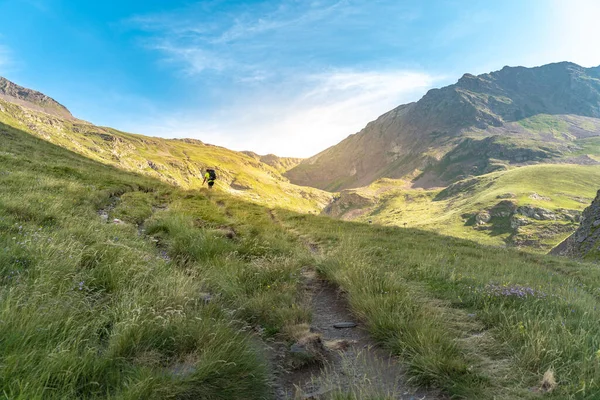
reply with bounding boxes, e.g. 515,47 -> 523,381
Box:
275,269 -> 442,400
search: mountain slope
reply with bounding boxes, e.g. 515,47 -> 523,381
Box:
0,78 -> 331,213
286,62 -> 600,191
323,164 -> 600,252
551,189 -> 600,260
0,77 -> 73,119
5,116 -> 600,398
241,151 -> 303,173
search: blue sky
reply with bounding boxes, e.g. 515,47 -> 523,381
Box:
0,0 -> 599,157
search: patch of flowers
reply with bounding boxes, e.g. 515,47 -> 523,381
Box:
483,283 -> 547,299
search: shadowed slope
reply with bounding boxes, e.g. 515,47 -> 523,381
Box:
287,62 -> 600,191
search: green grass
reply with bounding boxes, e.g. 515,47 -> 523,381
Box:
0,98 -> 332,214
331,164 -> 600,252
3,119 -> 600,398
518,114 -> 571,139
278,211 -> 600,399
0,121 -> 315,399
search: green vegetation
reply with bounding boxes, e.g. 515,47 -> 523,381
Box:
0,122 -> 314,399
330,164 -> 600,251
518,114 -> 571,139
0,98 -> 332,214
3,115 -> 600,398
279,210 -> 600,399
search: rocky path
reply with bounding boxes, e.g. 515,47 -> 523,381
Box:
268,210 -> 441,400
276,269 -> 438,399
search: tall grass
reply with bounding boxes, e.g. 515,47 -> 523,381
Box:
0,123 -> 312,399
280,212 -> 600,399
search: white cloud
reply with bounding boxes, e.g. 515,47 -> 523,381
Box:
544,0 -> 600,67
150,41 -> 229,74
131,70 -> 437,157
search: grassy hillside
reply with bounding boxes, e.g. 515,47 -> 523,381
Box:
325,164 -> 600,252
3,121 -> 600,398
0,121 -> 319,399
0,97 -> 331,214
279,210 -> 600,399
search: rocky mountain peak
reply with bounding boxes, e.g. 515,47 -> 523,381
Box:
0,77 -> 73,119
286,62 -> 600,191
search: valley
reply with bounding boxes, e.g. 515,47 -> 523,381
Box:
2,62 -> 600,399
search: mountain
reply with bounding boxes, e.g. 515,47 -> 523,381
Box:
241,151 -> 303,173
551,189 -> 600,259
0,77 -> 331,213
0,77 -> 73,119
4,106 -> 600,399
286,62 -> 600,191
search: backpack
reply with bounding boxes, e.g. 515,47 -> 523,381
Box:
207,169 -> 217,180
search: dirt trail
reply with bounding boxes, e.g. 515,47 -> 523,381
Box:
274,268 -> 440,400
268,209 -> 441,400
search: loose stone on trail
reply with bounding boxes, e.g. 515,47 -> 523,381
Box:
333,322 -> 357,329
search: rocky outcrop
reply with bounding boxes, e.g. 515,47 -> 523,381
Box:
551,190 -> 600,259
0,77 -> 73,119
322,191 -> 376,218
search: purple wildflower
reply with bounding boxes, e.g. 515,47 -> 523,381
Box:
482,283 -> 546,299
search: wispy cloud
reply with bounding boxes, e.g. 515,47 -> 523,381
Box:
129,0 -> 419,77
129,69 -> 437,157
120,1 -> 433,156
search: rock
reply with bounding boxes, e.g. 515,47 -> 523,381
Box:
199,292 -> 213,304
557,208 -> 582,222
510,216 -> 530,229
290,343 -> 310,355
475,211 -> 491,225
490,200 -> 517,217
517,206 -> 556,220
112,218 -> 123,224
529,192 -> 551,201
288,333 -> 327,369
497,193 -> 517,199
333,322 -> 357,329
551,189 -> 600,259
170,362 -> 196,377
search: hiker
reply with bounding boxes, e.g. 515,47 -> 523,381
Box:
203,168 -> 217,189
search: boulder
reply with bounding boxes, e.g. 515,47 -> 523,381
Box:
475,211 -> 492,225
516,206 -> 556,220
510,216 -> 530,229
490,200 -> 517,217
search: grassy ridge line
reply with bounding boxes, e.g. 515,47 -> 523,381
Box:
279,211 -> 600,399
0,98 -> 332,214
0,122 -> 316,399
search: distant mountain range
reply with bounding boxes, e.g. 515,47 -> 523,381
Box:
286,62 -> 600,191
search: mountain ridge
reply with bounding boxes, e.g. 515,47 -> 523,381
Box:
286,62 -> 600,191
0,76 -> 73,119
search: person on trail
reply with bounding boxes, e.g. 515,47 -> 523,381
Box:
203,168 -> 217,189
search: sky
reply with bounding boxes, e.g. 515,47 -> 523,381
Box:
0,0 -> 599,157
